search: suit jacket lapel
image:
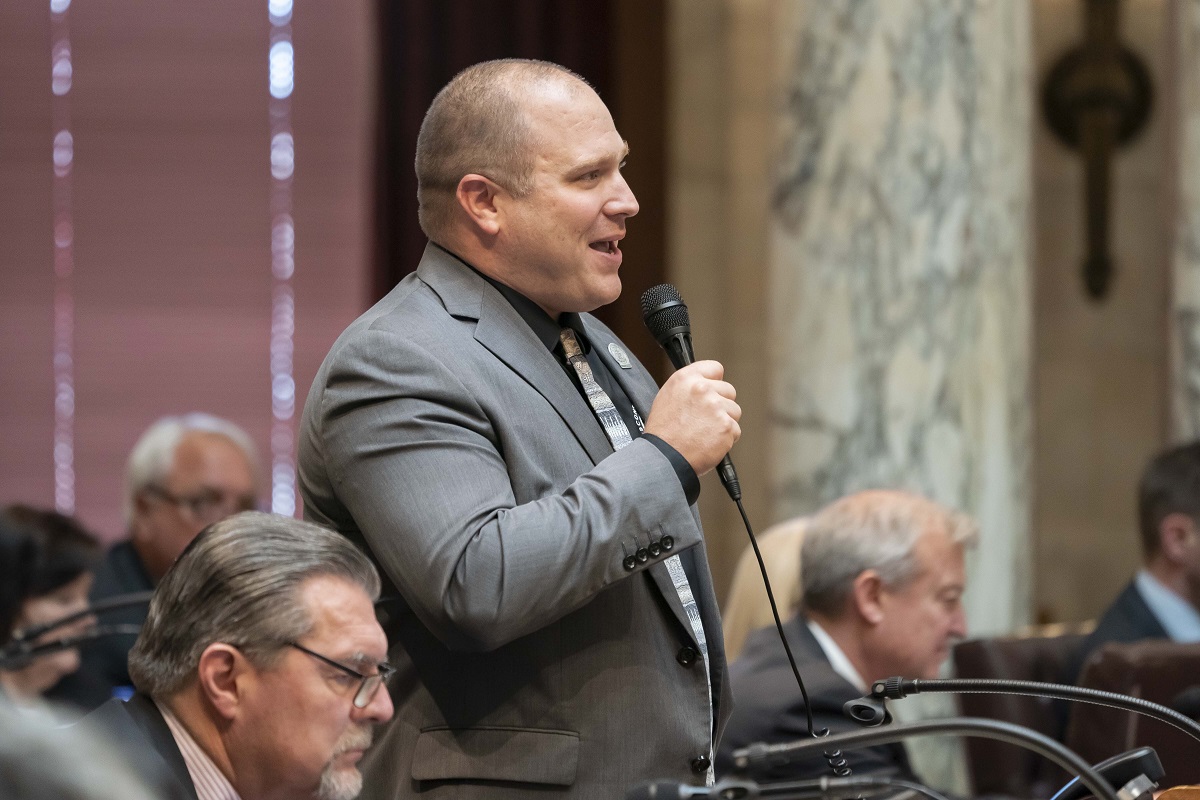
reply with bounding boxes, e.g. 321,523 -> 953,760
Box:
418,247 -> 712,650
417,245 -> 614,466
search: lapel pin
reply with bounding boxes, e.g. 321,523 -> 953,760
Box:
608,342 -> 632,369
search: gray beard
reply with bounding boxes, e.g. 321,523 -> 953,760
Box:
315,725 -> 373,800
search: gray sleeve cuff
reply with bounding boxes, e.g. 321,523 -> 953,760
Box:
641,433 -> 701,506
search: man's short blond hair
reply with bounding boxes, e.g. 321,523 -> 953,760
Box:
414,58 -> 590,242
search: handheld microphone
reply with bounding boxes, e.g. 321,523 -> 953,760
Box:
641,284 -> 826,746
640,284 -> 741,501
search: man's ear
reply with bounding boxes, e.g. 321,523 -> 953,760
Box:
1160,512 -> 1199,562
455,174 -> 503,236
196,643 -> 250,721
851,569 -> 886,625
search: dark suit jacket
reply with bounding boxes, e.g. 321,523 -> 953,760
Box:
298,244 -> 730,800
1066,579 -> 1169,683
716,616 -> 913,781
74,693 -> 197,800
50,541 -> 153,711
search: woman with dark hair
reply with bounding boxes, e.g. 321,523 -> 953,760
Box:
0,517 -> 38,646
0,506 -> 100,707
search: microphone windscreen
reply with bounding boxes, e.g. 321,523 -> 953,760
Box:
640,284 -> 690,344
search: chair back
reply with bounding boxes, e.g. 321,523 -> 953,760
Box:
953,631 -> 1087,797
1067,640 -> 1200,786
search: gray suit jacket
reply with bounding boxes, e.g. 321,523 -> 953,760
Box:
299,244 -> 731,800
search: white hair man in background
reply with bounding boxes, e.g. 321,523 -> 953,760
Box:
715,489 -> 976,781
50,413 -> 260,711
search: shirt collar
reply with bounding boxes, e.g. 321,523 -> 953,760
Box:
432,243 -> 589,354
156,700 -> 242,800
1135,569 -> 1200,642
806,618 -> 869,693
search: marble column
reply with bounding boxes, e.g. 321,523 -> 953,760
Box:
769,0 -> 1034,635
1171,0 -> 1200,438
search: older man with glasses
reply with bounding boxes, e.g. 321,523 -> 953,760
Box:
52,413 -> 261,711
74,511 -> 395,800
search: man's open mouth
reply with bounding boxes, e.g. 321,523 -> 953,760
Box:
589,240 -> 617,254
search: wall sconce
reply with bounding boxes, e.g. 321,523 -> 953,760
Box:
1042,0 -> 1152,300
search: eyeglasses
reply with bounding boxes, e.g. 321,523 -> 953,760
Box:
288,642 -> 395,709
145,485 -> 257,526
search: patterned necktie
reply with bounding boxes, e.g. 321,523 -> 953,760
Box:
559,327 -> 714,784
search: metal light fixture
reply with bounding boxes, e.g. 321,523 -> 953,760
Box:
1042,0 -> 1152,300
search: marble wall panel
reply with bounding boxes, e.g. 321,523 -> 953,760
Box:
769,0 -> 1034,634
1172,0 -> 1200,438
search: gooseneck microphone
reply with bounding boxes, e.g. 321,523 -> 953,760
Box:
0,624 -> 143,670
640,284 -> 741,501
626,775 -> 953,800
0,591 -> 154,670
863,676 -> 1200,744
731,717 -> 1121,800
7,590 -> 154,645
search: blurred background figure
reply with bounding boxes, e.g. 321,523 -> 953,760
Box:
51,413 -> 260,710
0,505 -> 100,715
0,702 -> 164,800
721,516 -> 808,662
1066,442 -> 1200,683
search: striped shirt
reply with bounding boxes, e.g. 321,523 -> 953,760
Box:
157,701 -> 242,800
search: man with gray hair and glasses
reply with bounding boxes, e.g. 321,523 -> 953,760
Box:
715,490 -> 976,780
53,413 -> 261,710
75,511 -> 394,800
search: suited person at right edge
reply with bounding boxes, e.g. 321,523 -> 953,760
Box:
1066,442 -> 1200,683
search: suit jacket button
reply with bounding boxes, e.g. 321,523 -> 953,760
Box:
648,541 -> 662,557
636,547 -> 649,563
623,555 -> 637,571
660,535 -> 674,552
690,755 -> 711,774
676,646 -> 698,666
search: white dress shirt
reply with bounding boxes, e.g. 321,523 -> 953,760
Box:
806,618 -> 869,693
156,701 -> 242,800
1136,569 -> 1200,642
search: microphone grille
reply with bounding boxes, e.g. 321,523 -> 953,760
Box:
639,283 -> 683,319
640,284 -> 690,342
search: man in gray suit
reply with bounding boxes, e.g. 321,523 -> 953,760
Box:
298,59 -> 741,800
